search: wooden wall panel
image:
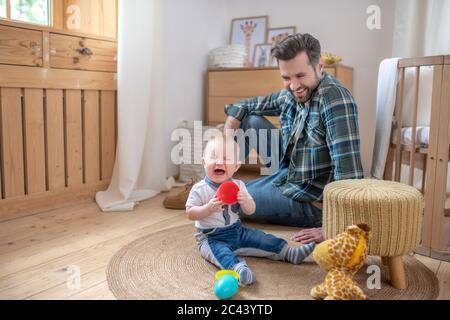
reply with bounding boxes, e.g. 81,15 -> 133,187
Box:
63,0 -> 117,39
99,0 -> 117,39
0,21 -> 117,214
0,16 -> 116,41
0,88 -> 25,198
42,31 -> 50,68
46,89 -> 66,190
100,90 -> 115,180
0,87 -> 116,212
65,90 -> 83,186
0,25 -> 43,67
52,0 -> 65,30
23,89 -> 46,194
83,90 -> 100,183
0,64 -> 117,91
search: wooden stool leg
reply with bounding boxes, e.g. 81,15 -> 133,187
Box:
387,256 -> 407,289
382,256 -> 389,266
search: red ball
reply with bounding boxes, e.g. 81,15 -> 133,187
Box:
216,181 -> 240,205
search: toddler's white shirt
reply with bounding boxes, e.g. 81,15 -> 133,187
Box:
186,179 -> 250,229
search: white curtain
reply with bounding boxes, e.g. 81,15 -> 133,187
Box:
96,0 -> 168,211
392,0 -> 450,57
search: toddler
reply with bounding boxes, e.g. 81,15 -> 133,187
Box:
186,135 -> 315,285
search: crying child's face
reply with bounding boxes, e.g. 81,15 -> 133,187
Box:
203,139 -> 241,184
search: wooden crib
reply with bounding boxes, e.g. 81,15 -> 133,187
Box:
384,55 -> 450,261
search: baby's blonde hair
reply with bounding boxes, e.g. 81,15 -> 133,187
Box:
203,134 -> 240,162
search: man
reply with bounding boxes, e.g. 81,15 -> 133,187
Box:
223,33 -> 364,244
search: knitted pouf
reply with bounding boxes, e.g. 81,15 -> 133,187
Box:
322,179 -> 424,289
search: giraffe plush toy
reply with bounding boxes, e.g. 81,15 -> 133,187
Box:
310,224 -> 371,300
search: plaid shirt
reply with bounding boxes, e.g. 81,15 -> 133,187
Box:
224,72 -> 364,201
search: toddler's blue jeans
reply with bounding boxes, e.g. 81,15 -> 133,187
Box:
195,221 -> 287,270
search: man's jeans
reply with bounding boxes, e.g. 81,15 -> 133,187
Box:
237,115 -> 322,227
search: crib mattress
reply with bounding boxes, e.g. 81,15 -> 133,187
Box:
392,126 -> 431,147
392,126 -> 450,153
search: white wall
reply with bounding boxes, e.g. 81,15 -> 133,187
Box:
392,0 -> 450,57
162,0 -> 397,177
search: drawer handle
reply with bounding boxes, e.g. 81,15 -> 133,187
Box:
78,47 -> 93,56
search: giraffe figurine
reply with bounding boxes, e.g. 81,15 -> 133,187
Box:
240,21 -> 257,67
310,224 -> 372,300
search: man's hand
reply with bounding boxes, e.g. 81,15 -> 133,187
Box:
312,201 -> 323,210
291,228 -> 324,244
224,116 -> 241,136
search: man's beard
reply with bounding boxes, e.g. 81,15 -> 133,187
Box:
292,70 -> 321,104
293,87 -> 312,103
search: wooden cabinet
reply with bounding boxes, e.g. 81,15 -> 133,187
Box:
50,33 -> 117,72
0,21 -> 117,218
323,65 -> 353,92
206,65 -> 354,127
0,25 -> 43,67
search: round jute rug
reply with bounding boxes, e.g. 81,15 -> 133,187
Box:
106,223 -> 439,300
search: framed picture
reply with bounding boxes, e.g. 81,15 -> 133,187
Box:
253,44 -> 272,67
230,16 -> 268,67
267,26 -> 297,66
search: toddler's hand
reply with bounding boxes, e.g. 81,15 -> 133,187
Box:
206,197 -> 224,214
237,191 -> 253,206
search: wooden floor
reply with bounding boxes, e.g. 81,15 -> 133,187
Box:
0,187 -> 449,300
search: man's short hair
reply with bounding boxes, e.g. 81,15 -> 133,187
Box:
271,33 -> 321,67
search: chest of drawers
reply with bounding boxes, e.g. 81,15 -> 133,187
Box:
206,65 -> 353,127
